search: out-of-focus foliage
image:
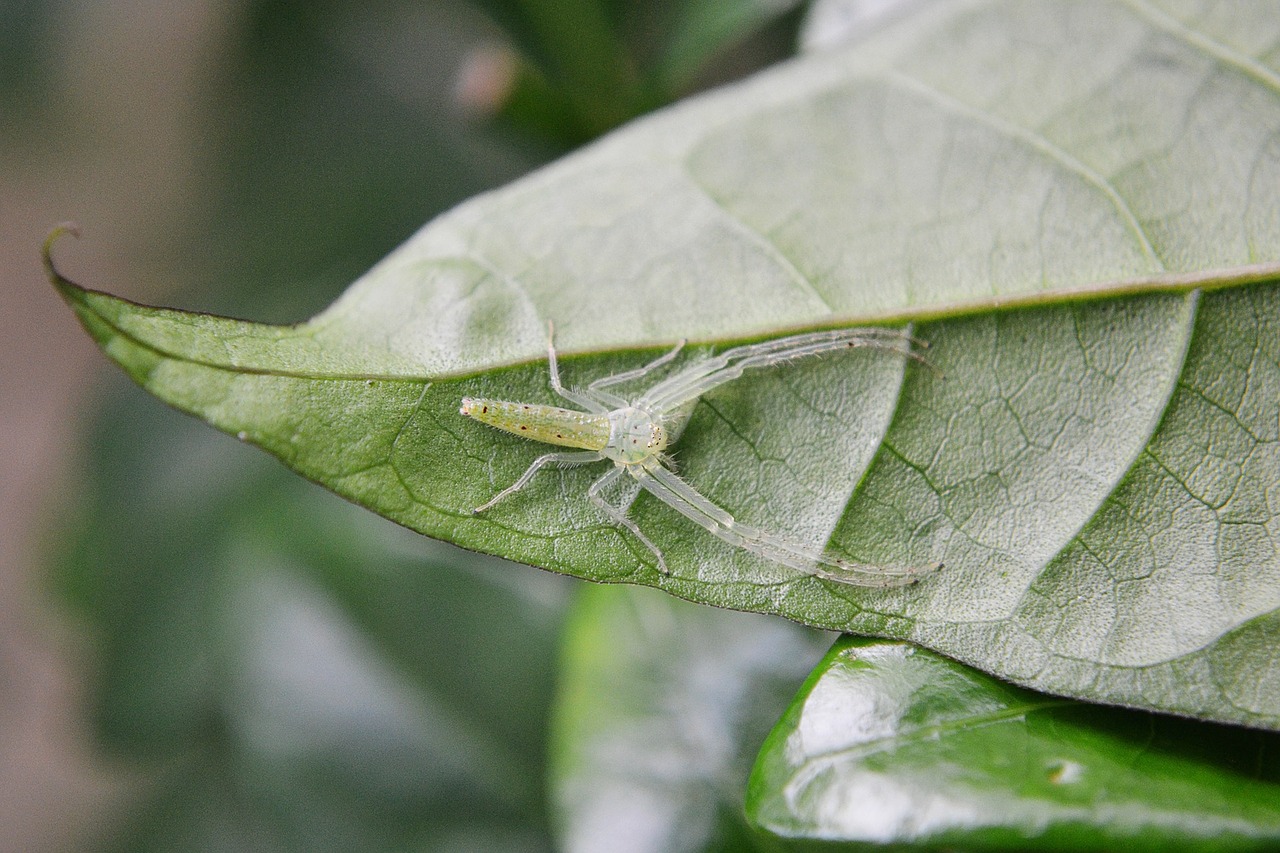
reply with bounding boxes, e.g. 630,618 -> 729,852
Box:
468,0 -> 805,143
551,584 -> 829,853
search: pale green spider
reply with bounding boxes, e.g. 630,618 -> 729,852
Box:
460,325 -> 941,588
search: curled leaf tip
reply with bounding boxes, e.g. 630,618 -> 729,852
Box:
43,222 -> 83,291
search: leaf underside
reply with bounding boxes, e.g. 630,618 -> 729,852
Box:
51,0 -> 1280,728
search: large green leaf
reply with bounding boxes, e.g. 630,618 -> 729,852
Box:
748,636 -> 1280,851
550,583 -> 830,853
49,0 -> 1280,728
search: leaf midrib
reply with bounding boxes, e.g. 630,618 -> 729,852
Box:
794,699 -> 1078,770
53,261 -> 1280,382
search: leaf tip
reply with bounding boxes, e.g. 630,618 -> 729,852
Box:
43,222 -> 85,299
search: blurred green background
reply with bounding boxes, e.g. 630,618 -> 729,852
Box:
1,1 -> 808,849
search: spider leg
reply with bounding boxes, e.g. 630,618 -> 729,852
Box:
587,465 -> 669,575
635,461 -> 936,588
638,328 -> 930,412
474,449 -> 603,513
579,386 -> 628,409
641,329 -> 901,406
587,339 -> 686,391
544,321 -> 612,413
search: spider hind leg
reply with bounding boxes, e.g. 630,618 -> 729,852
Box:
587,466 -> 670,575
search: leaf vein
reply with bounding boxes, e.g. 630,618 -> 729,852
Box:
1122,0 -> 1280,96
677,168 -> 836,312
883,69 -> 1164,270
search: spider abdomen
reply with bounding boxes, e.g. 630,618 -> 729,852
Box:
460,397 -> 610,451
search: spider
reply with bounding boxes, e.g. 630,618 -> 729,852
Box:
460,324 -> 941,587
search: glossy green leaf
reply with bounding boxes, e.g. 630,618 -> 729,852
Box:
748,636 -> 1280,851
550,583 -> 830,853
50,0 -> 1280,728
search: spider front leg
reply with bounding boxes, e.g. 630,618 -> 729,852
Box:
587,465 -> 670,575
474,450 -> 603,513
586,339 -> 686,392
638,327 -> 930,412
544,321 -> 615,412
